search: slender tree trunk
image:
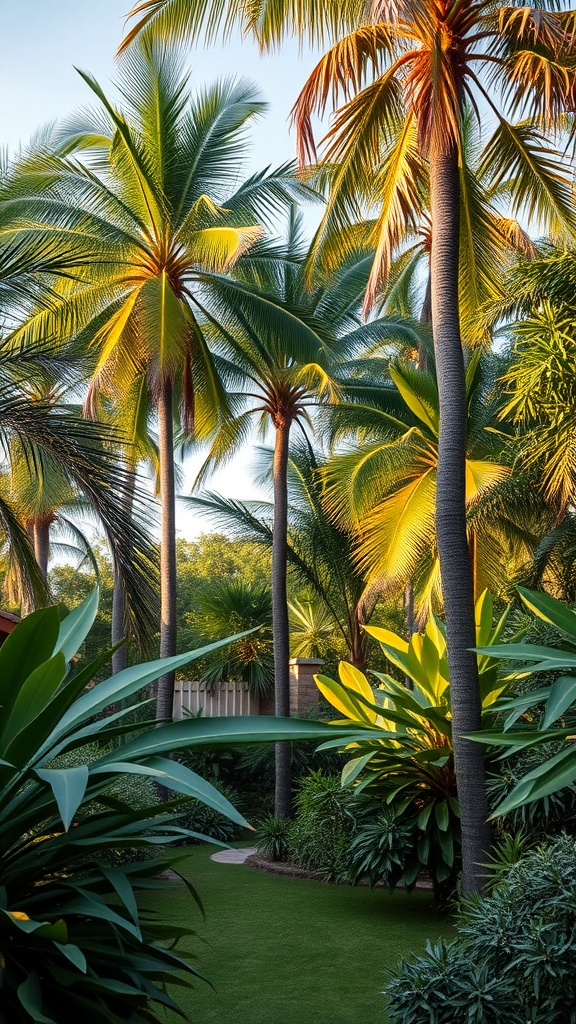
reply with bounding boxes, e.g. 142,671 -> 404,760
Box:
429,143 -> 491,896
155,377 -> 178,723
33,518 -> 51,580
349,611 -> 367,668
272,419 -> 292,817
111,465 -> 137,675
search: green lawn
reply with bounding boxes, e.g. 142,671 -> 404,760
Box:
148,846 -> 453,1024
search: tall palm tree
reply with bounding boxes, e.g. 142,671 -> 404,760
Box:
6,42 -> 309,720
123,0 -> 576,890
187,215 -> 416,812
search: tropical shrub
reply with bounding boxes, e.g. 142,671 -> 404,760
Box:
385,834 -> 576,1024
176,782 -> 242,845
315,592 -> 512,892
256,814 -> 291,862
0,590 -> 352,1023
474,587 -> 576,816
287,770 -> 354,881
348,806 -> 419,891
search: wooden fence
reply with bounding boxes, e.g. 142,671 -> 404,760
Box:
173,680 -> 259,719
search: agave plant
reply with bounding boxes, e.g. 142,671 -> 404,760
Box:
0,588 -> 356,1022
314,592 -> 512,890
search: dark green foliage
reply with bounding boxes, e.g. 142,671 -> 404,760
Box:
385,834 -> 576,1023
194,579 -> 273,694
0,589 -> 350,1023
256,814 -> 291,861
287,771 -> 354,881
176,783 -> 242,845
348,808 -> 419,890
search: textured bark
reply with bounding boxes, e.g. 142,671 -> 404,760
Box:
33,518 -> 51,580
429,144 -> 491,896
272,420 -> 292,817
155,377 -> 178,723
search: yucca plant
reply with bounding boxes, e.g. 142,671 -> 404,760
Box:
0,588 -> 357,1023
315,592 -> 513,890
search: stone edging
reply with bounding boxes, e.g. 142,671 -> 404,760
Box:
245,853 -> 433,889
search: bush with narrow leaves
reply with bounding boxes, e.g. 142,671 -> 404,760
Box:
287,770 -> 354,880
385,834 -> 576,1024
256,814 -> 292,861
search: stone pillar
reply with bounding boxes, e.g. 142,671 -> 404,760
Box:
289,658 -> 324,716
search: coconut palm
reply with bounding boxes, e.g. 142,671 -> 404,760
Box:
5,42 -> 310,721
186,216 -> 417,812
123,0 -> 576,890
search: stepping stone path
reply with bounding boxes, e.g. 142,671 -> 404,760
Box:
210,847 -> 257,864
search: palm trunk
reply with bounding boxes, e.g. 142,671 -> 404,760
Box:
33,518 -> 51,580
155,377 -> 177,723
429,143 -> 491,896
272,419 -> 292,817
111,465 -> 137,675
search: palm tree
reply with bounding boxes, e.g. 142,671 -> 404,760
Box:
0,338 -> 159,630
125,0 -> 576,891
187,215 -> 416,813
5,42 -> 309,720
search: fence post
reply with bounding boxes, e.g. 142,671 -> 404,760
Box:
288,658 -> 324,716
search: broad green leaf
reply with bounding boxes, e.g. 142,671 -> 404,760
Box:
364,624 -> 409,654
35,765 -> 90,830
54,942 -> 87,974
58,630 -> 259,732
0,607 -> 60,724
519,586 -> 576,640
112,716 -> 373,761
91,757 -> 250,828
0,653 -> 67,752
341,752 -> 374,786
315,672 -> 373,723
17,974 -> 56,1024
475,589 -> 493,647
542,675 -> 576,729
54,588 -> 99,663
435,801 -> 449,831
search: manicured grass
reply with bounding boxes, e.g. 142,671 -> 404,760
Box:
148,846 -> 454,1024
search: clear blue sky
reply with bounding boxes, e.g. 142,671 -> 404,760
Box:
1,1 -> 322,538
1,0 -> 318,167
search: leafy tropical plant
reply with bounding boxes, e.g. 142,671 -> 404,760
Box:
194,578 -> 273,694
122,0 -> 576,896
286,770 -> 354,881
5,40 -> 308,723
324,350 -> 511,618
385,833 -> 576,1024
473,587 -> 576,817
314,592 -> 513,891
256,814 -> 291,862
0,588 -> 362,1022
